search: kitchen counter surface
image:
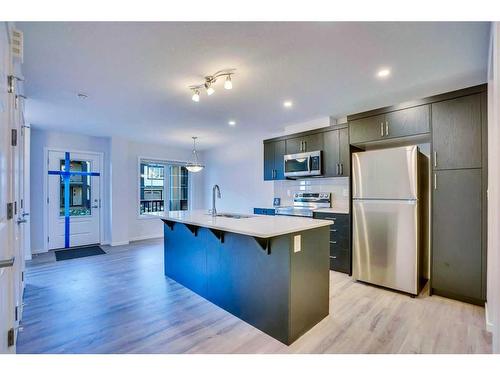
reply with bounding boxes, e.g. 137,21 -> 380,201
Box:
148,209 -> 332,238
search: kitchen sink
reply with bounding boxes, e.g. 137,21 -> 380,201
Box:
209,213 -> 253,219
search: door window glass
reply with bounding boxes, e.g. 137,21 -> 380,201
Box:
59,160 -> 92,216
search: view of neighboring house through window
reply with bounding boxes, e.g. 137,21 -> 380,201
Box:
59,159 -> 92,216
139,161 -> 189,215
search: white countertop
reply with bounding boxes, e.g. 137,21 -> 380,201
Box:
148,210 -> 333,238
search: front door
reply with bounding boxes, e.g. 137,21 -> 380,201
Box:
47,150 -> 101,250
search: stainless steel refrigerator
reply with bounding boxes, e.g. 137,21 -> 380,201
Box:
352,145 -> 422,295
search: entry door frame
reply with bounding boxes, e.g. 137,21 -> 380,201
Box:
43,147 -> 104,252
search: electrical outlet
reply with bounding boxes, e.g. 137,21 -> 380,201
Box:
294,235 -> 301,253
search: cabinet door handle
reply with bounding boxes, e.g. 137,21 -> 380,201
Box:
329,241 -> 337,244
331,256 -> 337,259
336,163 -> 339,175
380,122 -> 384,136
385,121 -> 389,136
340,163 -> 343,175
433,151 -> 437,168
434,173 -> 437,190
303,141 -> 307,152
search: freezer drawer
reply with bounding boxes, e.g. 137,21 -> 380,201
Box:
352,146 -> 418,200
352,199 -> 419,295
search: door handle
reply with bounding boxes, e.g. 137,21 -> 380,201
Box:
91,205 -> 99,209
380,123 -> 384,136
22,212 -> 29,217
434,173 -> 437,190
385,121 -> 389,136
340,163 -> 343,175
0,257 -> 15,269
16,218 -> 27,224
433,151 -> 437,168
336,164 -> 339,175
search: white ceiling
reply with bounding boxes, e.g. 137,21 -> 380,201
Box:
18,22 -> 490,150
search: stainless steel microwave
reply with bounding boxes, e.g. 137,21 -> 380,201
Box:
284,150 -> 322,178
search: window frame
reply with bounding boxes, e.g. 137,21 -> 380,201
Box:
137,156 -> 192,220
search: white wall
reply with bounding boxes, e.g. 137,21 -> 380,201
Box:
487,22 -> 500,354
30,128 -> 204,252
30,128 -> 111,253
203,136 -> 274,213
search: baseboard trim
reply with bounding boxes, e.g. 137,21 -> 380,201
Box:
129,234 -> 163,242
110,240 -> 130,247
485,302 -> 494,333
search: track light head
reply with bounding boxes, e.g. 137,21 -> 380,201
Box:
192,90 -> 200,102
224,75 -> 232,90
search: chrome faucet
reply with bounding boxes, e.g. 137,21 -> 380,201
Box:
211,184 -> 221,216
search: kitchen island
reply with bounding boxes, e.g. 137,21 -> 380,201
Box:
149,210 -> 332,345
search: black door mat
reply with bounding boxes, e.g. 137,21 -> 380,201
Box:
55,246 -> 106,261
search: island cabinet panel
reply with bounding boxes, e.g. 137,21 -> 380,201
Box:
432,168 -> 483,303
205,232 -> 291,343
163,224 -> 207,296
432,93 -> 482,170
263,140 -> 286,181
162,221 -> 330,345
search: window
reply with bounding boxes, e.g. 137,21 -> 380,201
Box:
60,159 -> 92,216
139,160 -> 189,215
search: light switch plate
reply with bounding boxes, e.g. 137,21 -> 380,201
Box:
294,235 -> 301,253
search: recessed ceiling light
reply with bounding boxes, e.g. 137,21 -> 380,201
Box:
283,101 -> 293,108
228,120 -> 236,126
376,68 -> 391,78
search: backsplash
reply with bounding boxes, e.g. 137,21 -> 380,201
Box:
273,177 -> 350,212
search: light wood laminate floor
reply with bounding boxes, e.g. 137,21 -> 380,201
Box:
17,238 -> 491,354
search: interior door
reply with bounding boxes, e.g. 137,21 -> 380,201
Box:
47,150 -> 101,250
0,25 -> 15,354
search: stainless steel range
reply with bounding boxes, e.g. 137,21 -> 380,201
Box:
275,192 -> 331,217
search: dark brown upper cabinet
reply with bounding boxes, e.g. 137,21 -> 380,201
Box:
349,105 -> 429,145
323,127 -> 349,177
432,93 -> 482,170
263,140 -> 286,181
348,114 -> 385,145
285,133 -> 323,154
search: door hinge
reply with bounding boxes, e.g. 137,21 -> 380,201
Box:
11,129 -> 17,146
7,202 -> 14,220
7,328 -> 14,347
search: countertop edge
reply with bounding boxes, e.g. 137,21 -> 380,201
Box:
149,213 -> 333,239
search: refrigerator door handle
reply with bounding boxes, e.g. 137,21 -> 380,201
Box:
380,122 -> 384,136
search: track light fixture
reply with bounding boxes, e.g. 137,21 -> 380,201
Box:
189,69 -> 235,102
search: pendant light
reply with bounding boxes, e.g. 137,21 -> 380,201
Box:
186,136 -> 204,173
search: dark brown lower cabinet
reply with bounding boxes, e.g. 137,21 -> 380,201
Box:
314,212 -> 351,274
431,168 -> 484,305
